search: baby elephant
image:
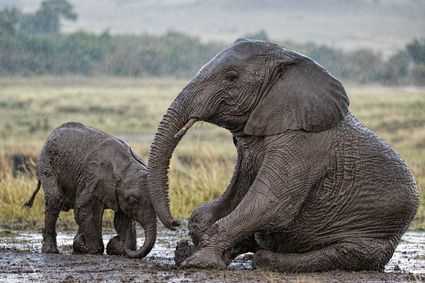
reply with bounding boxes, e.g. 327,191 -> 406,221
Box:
24,122 -> 157,258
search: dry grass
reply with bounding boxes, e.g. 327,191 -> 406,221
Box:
0,77 -> 424,230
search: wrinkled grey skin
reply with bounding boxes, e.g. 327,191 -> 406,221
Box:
148,39 -> 419,272
24,122 -> 156,259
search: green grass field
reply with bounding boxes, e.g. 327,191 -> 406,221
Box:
0,77 -> 424,230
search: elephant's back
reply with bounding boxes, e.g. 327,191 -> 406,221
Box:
38,122 -> 112,189
341,113 -> 418,200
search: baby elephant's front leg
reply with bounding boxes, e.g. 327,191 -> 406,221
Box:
73,200 -> 104,254
107,211 -> 136,256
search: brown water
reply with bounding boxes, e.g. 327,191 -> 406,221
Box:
0,227 -> 424,282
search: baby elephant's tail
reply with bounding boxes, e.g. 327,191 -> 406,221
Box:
23,180 -> 41,208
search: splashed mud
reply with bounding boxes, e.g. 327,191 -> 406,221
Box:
0,227 -> 424,282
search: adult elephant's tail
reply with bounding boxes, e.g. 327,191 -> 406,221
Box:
23,180 -> 41,208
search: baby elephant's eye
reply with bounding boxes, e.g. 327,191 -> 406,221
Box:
224,70 -> 239,83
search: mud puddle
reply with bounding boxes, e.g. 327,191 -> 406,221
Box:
0,227 -> 424,282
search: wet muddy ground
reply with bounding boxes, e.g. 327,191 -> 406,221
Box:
0,227 -> 424,282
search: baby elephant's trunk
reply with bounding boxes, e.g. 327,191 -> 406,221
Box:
125,220 -> 157,259
23,180 -> 41,208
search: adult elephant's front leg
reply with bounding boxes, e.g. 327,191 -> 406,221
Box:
182,185 -> 281,268
182,146 -> 258,265
181,146 -> 318,269
188,150 -> 246,246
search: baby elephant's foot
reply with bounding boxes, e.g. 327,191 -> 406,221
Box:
42,242 -> 59,254
175,240 -> 197,266
73,233 -> 104,255
41,230 -> 59,254
106,236 -> 126,256
181,248 -> 227,269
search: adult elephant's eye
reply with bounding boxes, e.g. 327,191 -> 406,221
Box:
223,70 -> 239,84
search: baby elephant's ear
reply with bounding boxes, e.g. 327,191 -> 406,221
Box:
85,140 -> 129,212
244,56 -> 349,136
95,162 -> 121,212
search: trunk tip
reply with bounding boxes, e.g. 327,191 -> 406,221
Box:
125,248 -> 145,259
164,219 -> 181,231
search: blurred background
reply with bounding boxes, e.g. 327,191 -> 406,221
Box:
1,0 -> 424,83
0,0 -> 424,231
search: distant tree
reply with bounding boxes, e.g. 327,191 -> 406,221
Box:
20,0 -> 77,34
380,50 -> 410,84
57,31 -> 111,74
0,7 -> 20,37
343,49 -> 385,83
411,64 -> 425,85
0,7 -> 21,73
406,39 -> 425,65
405,39 -> 425,85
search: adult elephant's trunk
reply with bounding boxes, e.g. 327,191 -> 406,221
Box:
147,91 -> 198,230
125,214 -> 157,259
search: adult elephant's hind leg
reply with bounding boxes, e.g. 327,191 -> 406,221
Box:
253,238 -> 395,272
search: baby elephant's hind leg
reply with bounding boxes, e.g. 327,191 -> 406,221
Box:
253,238 -> 395,272
41,176 -> 62,254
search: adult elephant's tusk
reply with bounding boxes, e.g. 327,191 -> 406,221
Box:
174,118 -> 198,139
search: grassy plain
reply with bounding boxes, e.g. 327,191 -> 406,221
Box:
0,77 -> 424,230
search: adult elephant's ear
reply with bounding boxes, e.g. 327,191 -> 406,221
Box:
244,52 -> 349,135
85,139 -> 129,212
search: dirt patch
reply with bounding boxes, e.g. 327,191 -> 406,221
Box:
0,228 -> 424,282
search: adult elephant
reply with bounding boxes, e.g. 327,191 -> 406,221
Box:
147,39 -> 419,272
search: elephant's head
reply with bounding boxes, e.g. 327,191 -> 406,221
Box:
86,139 -> 157,258
148,39 -> 349,230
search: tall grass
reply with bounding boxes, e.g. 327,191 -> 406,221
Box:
0,77 -> 424,230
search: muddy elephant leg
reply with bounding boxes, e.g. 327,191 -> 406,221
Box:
40,176 -> 62,254
189,151 -> 252,246
181,186 -> 280,269
180,153 -> 256,265
253,238 -> 395,272
42,209 -> 60,253
106,211 -> 136,256
176,232 -> 258,266
73,198 -> 105,254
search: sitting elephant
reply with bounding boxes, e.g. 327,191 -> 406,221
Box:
147,39 -> 419,272
24,122 -> 156,258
